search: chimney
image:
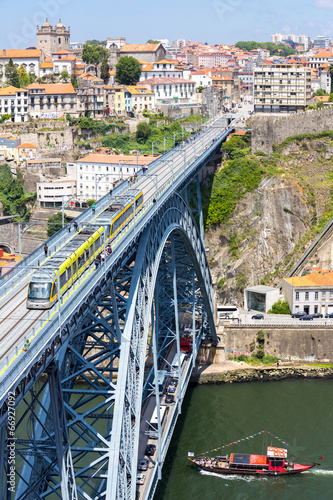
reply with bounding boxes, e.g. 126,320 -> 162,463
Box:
3,49 -> 6,57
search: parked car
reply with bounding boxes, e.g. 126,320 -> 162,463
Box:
311,313 -> 323,318
170,378 -> 178,387
136,473 -> 146,485
291,311 -> 307,318
325,313 -> 333,318
165,394 -> 174,404
137,459 -> 148,471
168,384 -> 176,393
299,315 -> 313,321
145,444 -> 156,456
251,314 -> 264,320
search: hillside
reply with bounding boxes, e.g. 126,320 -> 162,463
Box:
204,132 -> 333,305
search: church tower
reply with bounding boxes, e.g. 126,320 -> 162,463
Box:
37,19 -> 70,56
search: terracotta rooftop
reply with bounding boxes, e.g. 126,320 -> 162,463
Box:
77,153 -> 159,165
0,86 -> 27,96
0,49 -> 41,59
284,271 -> 333,287
26,83 -> 76,94
120,43 -> 161,53
17,143 -> 38,149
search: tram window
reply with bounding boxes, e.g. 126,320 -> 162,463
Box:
28,282 -> 52,299
66,268 -> 71,281
95,237 -> 100,251
85,250 -> 89,261
60,271 -> 67,288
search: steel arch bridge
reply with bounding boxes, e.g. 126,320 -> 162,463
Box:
0,112 -> 240,500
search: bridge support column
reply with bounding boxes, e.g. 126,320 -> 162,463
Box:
47,362 -> 77,500
152,297 -> 162,480
196,176 -> 205,245
171,235 -> 182,416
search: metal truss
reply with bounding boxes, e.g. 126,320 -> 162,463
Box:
1,192 -> 216,500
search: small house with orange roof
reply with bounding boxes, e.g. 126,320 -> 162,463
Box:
282,270 -> 333,315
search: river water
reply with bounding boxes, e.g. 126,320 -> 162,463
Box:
154,379 -> 333,500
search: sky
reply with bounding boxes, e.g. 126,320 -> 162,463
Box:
3,0 -> 333,49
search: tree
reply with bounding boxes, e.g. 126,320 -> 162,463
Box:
82,43 -> 109,76
47,212 -> 65,237
100,57 -> 110,84
17,65 -> 29,88
147,39 -> 159,44
28,72 -> 37,84
5,58 -> 20,87
59,70 -> 70,83
115,56 -> 142,85
313,88 -> 328,96
136,122 -> 151,141
329,93 -> 333,102
328,63 -> 333,94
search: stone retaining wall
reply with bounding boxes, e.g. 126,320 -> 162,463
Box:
252,108 -> 333,155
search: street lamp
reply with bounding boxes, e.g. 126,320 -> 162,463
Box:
95,173 -> 110,202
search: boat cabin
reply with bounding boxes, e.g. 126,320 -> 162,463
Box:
229,453 -> 269,470
267,447 -> 288,472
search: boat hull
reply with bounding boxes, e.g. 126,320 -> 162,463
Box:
189,460 -> 316,476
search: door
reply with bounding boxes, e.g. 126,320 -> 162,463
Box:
304,306 -> 309,315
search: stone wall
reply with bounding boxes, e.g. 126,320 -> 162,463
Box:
224,325 -> 333,362
252,108 -> 333,154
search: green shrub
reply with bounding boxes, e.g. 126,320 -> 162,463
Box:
47,212 -> 64,236
268,300 -> 291,315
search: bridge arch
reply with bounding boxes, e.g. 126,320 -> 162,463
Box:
108,192 -> 216,499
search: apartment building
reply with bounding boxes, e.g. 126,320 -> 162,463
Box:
0,86 -> 29,122
26,83 -> 78,118
37,178 -> 76,208
253,64 -> 312,113
0,49 -> 43,82
137,77 -> 196,105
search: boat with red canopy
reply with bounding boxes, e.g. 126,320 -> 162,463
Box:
188,445 -> 318,476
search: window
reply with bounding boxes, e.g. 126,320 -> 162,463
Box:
305,292 -> 309,300
295,291 -> 299,301
315,291 -> 319,300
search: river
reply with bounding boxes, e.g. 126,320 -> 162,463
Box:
154,379 -> 333,500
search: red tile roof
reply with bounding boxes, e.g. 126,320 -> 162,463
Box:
120,43 -> 161,53
0,49 -> 41,59
26,83 -> 76,95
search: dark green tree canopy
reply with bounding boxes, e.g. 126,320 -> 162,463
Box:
136,122 -> 151,141
82,43 -> 109,75
147,39 -> 160,44
115,56 -> 142,85
47,212 -> 65,237
313,88 -> 328,96
100,58 -> 110,84
235,41 -> 296,57
5,58 -> 20,87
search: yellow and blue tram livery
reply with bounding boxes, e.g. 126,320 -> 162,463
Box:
26,190 -> 144,309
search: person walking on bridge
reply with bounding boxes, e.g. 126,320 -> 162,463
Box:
44,243 -> 48,257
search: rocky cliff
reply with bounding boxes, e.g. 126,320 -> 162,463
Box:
205,136 -> 333,305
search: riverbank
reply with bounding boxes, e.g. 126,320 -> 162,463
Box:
191,360 -> 333,384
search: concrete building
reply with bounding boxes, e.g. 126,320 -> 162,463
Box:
37,19 -> 70,57
313,35 -> 331,49
0,49 -> 43,82
201,85 -> 228,116
282,271 -> 333,315
198,52 -> 233,68
37,178 -> 76,208
26,83 -> 78,118
271,33 -> 310,51
309,51 -> 333,69
75,153 -> 154,200
0,86 -> 29,122
253,64 -> 312,113
119,43 -> 166,64
0,134 -> 21,160
244,285 -> 280,313
137,77 -> 196,105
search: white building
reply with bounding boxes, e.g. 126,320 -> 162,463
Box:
198,52 -> 233,68
253,64 -> 312,113
37,178 -> 76,208
0,86 -> 29,122
140,60 -> 185,80
190,70 -> 213,88
0,49 -> 43,82
75,154 -> 154,200
282,272 -> 333,315
271,33 -> 310,50
309,51 -> 333,69
137,77 -> 196,105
